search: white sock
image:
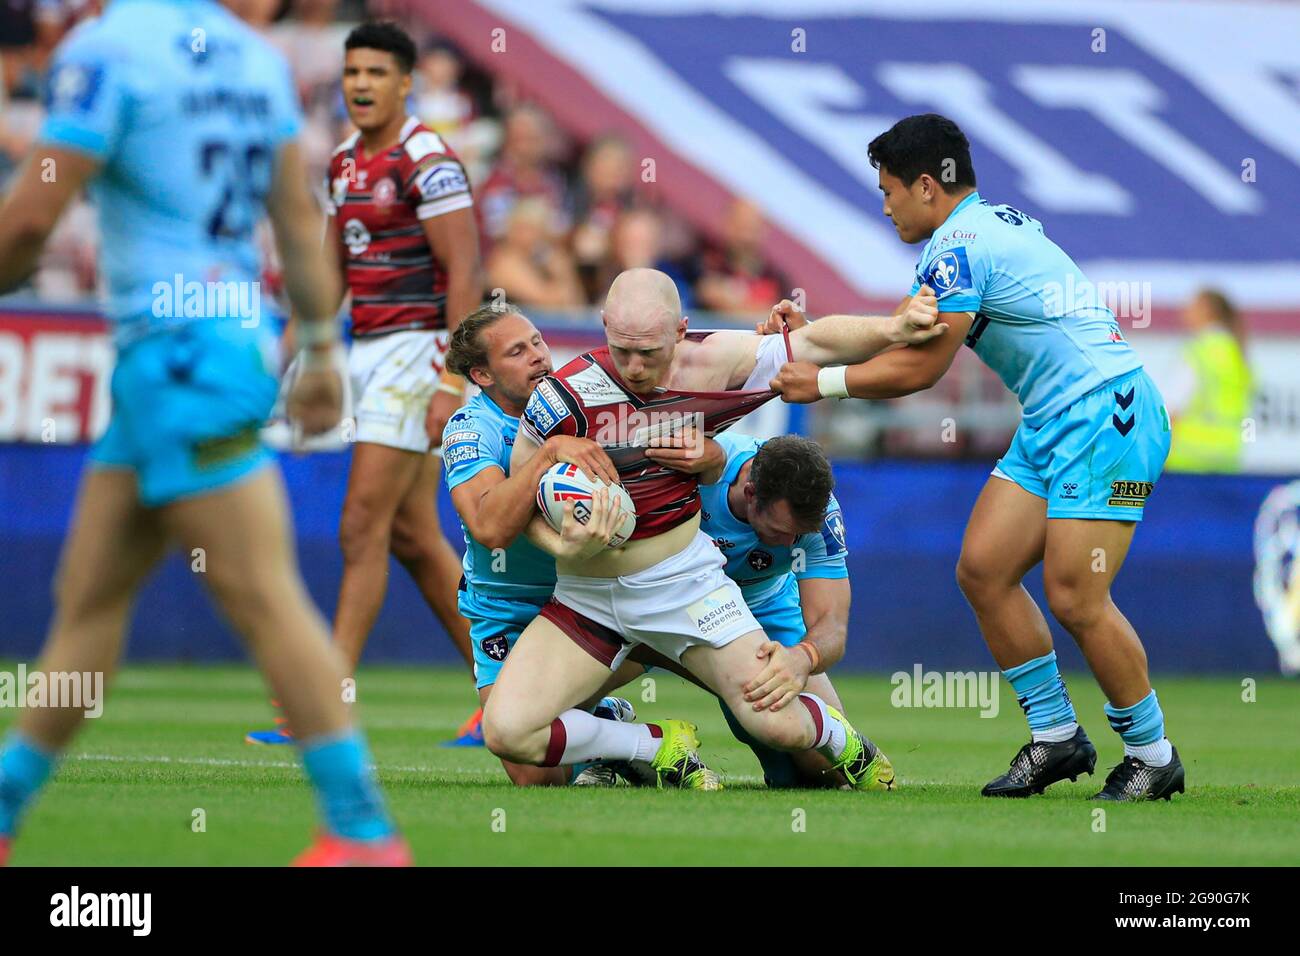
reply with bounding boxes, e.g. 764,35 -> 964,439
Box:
553,710 -> 657,765
800,693 -> 848,758
1031,721 -> 1079,744
1125,737 -> 1173,767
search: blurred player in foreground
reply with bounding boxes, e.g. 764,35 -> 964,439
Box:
441,303 -> 649,785
246,22 -> 482,747
480,268 -> 940,787
771,113 -> 1183,801
0,0 -> 407,865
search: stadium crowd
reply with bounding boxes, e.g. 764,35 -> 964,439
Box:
0,0 -> 790,315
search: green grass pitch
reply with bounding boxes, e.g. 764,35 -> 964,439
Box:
2,663 -> 1297,866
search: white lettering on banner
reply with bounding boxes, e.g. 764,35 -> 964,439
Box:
874,62 -> 1132,215
724,59 -> 895,195
1012,67 -> 1262,215
0,326 -> 113,442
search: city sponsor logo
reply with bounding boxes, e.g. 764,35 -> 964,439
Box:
0,665 -> 103,718
592,406 -> 705,457
151,274 -> 261,327
566,364 -> 628,406
890,664 -> 999,718
49,886 -> 151,936
687,587 -> 746,637
1108,480 -> 1154,508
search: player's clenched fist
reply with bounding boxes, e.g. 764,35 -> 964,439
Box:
769,360 -> 823,404
889,284 -> 948,345
756,298 -> 809,335
556,486 -> 625,560
287,345 -> 345,438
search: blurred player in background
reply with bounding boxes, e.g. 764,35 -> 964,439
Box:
771,113 -> 1184,801
480,268 -> 940,788
0,0 -> 407,865
247,21 -> 483,747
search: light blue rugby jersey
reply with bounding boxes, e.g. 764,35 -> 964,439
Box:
909,192 -> 1143,427
443,392 -> 557,599
700,432 -> 848,606
38,0 -> 302,346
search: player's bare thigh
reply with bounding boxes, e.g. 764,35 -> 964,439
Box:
681,630 -> 812,751
52,467 -> 168,623
477,683 -> 568,786
390,452 -> 445,553
481,614 -> 613,762
957,475 -> 1048,594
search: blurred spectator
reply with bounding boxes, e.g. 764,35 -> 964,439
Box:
694,198 -> 790,316
570,134 -> 635,298
486,197 -> 584,309
412,39 -> 497,185
1166,288 -> 1253,473
595,206 -> 694,310
478,104 -> 569,245
269,0 -> 350,184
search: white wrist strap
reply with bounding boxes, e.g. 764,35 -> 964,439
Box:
297,319 -> 339,349
817,365 -> 850,400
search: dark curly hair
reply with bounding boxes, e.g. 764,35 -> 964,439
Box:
748,435 -> 834,529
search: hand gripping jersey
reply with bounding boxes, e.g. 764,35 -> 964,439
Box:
910,191 -> 1143,428
519,332 -> 792,541
326,116 -> 473,337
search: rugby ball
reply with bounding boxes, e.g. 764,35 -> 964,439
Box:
536,462 -> 637,549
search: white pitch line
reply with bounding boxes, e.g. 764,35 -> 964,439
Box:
67,753 -> 940,786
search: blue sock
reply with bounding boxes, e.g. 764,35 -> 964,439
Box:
0,733 -> 57,837
1104,690 -> 1165,746
1003,651 -> 1077,738
718,698 -> 801,789
299,731 -> 394,842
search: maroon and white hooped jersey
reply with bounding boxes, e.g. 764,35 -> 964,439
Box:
326,117 -> 473,337
520,333 -> 793,541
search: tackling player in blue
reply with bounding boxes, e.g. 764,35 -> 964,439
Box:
440,303 -> 668,786
698,431 -> 894,789
0,0 -> 409,864
771,113 -> 1183,801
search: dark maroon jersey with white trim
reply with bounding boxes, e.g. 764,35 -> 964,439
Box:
521,345 -> 783,540
326,117 -> 473,337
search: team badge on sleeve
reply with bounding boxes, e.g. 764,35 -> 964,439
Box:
46,62 -> 105,113
822,508 -> 847,555
925,247 -> 974,299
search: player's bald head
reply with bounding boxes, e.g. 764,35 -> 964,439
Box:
603,268 -> 682,334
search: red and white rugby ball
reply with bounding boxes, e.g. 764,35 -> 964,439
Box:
536,462 -> 636,549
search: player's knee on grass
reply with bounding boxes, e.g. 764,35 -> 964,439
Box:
502,762 -> 567,787
481,698 -> 547,765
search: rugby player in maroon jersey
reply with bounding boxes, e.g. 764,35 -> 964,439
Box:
247,22 -> 482,745
478,267 -> 944,787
